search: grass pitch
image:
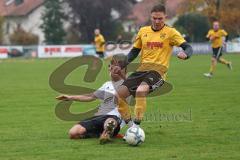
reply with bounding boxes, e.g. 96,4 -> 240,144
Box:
0,54 -> 240,160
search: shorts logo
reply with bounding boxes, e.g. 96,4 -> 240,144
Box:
152,79 -> 164,90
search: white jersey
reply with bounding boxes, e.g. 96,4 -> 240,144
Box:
93,80 -> 124,118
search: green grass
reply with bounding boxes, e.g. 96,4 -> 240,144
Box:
0,54 -> 240,160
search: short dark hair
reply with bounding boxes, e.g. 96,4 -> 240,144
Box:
111,54 -> 127,65
210,17 -> 219,23
151,4 -> 166,13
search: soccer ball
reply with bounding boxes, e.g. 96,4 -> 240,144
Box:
124,126 -> 145,146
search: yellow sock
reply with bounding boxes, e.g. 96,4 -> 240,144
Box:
219,58 -> 229,65
118,98 -> 131,121
134,97 -> 147,121
209,63 -> 216,74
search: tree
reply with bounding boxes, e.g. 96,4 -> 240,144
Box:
66,0 -> 133,43
177,0 -> 206,14
41,0 -> 66,44
0,16 -> 4,44
217,0 -> 240,36
174,13 -> 210,42
159,0 -> 166,5
9,27 -> 39,45
177,0 -> 240,37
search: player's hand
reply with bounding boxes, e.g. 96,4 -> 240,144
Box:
56,95 -> 72,101
223,41 -> 227,47
110,65 -> 126,80
177,51 -> 188,60
209,36 -> 215,41
112,65 -> 122,74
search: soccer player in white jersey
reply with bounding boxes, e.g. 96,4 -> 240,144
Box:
56,55 -> 127,144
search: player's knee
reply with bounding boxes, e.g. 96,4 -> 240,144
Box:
211,57 -> 217,63
117,85 -> 130,99
68,125 -> 86,139
69,130 -> 78,139
216,57 -> 221,62
136,84 -> 149,97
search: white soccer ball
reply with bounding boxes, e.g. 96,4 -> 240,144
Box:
124,126 -> 145,146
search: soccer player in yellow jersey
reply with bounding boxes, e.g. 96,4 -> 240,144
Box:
111,4 -> 193,127
94,29 -> 105,58
204,20 -> 232,78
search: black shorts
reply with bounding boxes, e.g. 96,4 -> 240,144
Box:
96,52 -> 104,58
79,115 -> 121,138
122,70 -> 164,96
212,47 -> 223,59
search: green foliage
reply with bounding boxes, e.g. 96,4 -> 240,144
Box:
9,27 -> 39,45
41,0 -> 66,44
174,13 -> 210,42
65,29 -> 81,44
106,21 -> 125,41
158,0 -> 166,5
177,0 -> 240,38
68,0 -> 133,43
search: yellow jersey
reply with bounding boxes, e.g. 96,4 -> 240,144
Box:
133,25 -> 186,76
94,34 -> 105,52
206,29 -> 227,48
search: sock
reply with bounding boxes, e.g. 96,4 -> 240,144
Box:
210,62 -> 216,74
118,98 -> 131,121
134,96 -> 146,122
219,57 -> 230,65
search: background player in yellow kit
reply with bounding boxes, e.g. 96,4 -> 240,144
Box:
94,28 -> 105,58
111,4 -> 193,127
204,20 -> 232,78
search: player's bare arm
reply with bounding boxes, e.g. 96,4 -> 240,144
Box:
56,93 -> 97,102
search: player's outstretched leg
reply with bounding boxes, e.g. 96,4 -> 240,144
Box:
99,118 -> 118,144
218,57 -> 232,70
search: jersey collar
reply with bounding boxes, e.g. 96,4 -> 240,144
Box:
151,24 -> 165,32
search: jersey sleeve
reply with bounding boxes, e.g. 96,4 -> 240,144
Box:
169,28 -> 186,47
133,29 -> 142,49
100,35 -> 105,43
93,83 -> 106,99
221,29 -> 228,36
